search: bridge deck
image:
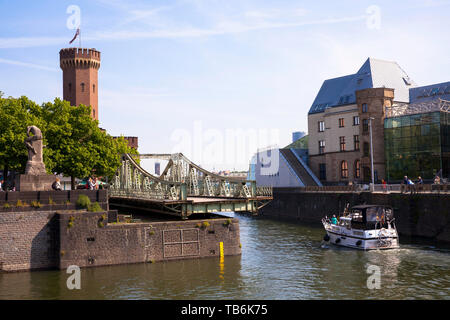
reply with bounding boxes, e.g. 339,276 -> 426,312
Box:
109,195 -> 272,219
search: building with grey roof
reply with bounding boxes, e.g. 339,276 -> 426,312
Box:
307,57 -> 449,184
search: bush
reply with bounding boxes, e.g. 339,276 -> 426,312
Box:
76,195 -> 91,209
88,202 -> 102,212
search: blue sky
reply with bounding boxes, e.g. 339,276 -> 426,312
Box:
0,0 -> 449,171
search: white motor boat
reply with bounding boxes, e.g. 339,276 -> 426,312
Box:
322,205 -> 399,250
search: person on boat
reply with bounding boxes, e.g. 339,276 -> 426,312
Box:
331,215 -> 338,225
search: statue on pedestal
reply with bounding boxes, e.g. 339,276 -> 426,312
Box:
24,126 -> 47,175
15,125 -> 55,191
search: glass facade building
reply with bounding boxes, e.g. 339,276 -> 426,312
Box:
384,111 -> 450,181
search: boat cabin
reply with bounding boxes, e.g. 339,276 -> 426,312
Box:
343,205 -> 394,230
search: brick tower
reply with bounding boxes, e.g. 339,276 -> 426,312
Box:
59,48 -> 101,120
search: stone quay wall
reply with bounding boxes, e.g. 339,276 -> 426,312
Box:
58,213 -> 241,269
260,188 -> 450,243
0,203 -> 241,272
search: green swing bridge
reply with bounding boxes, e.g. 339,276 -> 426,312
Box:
108,153 -> 273,219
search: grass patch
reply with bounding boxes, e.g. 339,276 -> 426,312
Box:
88,202 -> 102,212
30,201 -> 42,208
76,194 -> 91,209
68,216 -> 75,229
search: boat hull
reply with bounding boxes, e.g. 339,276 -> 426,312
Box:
323,221 -> 399,250
325,231 -> 399,250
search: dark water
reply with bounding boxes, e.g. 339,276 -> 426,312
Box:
0,213 -> 449,300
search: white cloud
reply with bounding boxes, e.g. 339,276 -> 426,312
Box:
0,57 -> 59,72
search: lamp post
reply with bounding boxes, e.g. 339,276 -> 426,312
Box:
369,117 -> 375,191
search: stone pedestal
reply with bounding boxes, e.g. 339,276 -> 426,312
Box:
15,174 -> 55,191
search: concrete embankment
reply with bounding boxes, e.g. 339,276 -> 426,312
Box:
260,188 -> 450,243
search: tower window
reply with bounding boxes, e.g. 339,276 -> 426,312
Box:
319,163 -> 326,180
318,121 -> 325,132
93,84 -> 96,93
81,83 -> 85,92
68,83 -> 72,93
362,103 -> 368,113
354,135 -> 360,151
93,109 -> 96,118
363,119 -> 369,133
355,160 -> 361,179
339,136 -> 346,152
341,161 -> 349,179
319,140 -> 325,154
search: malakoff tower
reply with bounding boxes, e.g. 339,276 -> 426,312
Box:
59,48 -> 101,120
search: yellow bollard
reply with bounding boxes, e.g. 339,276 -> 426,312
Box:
219,241 -> 224,258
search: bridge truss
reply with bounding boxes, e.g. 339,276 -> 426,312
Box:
109,153 -> 273,219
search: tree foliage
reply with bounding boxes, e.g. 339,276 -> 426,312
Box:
0,95 -> 136,186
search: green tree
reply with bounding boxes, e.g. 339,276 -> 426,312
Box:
41,98 -> 134,189
0,95 -> 136,190
0,96 -> 44,181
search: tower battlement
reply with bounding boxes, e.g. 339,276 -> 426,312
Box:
59,48 -> 101,70
59,48 -> 101,60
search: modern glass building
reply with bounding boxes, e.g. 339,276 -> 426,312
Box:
384,100 -> 450,181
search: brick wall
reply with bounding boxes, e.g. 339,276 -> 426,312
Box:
0,211 -> 59,272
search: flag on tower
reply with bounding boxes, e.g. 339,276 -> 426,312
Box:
69,28 -> 80,44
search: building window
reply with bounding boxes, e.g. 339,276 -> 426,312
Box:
362,103 -> 368,113
319,163 -> 326,180
354,135 -> 360,151
363,119 -> 369,133
353,116 -> 360,126
319,140 -> 325,154
339,118 -> 345,128
318,121 -> 325,132
341,161 -> 349,179
339,136 -> 346,152
355,160 -> 360,178
363,142 -> 370,157
93,84 -> 96,93
81,83 -> 85,92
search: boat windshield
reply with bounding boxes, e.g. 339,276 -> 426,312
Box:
366,207 -> 386,223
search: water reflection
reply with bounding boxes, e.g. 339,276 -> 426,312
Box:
0,213 -> 449,299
